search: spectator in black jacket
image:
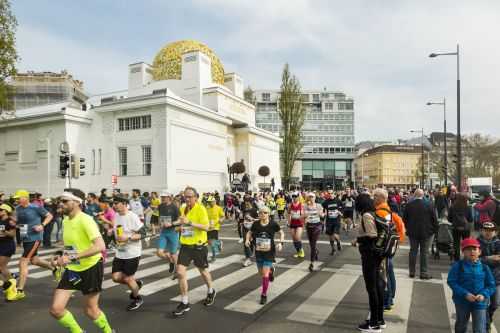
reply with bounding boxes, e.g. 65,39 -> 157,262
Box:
448,192 -> 473,260
403,189 -> 438,279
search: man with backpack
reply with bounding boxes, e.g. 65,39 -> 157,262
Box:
403,189 -> 439,279
475,191 -> 498,227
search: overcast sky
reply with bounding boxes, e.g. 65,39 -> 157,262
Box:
12,0 -> 500,141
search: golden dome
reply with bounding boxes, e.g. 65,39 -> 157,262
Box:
152,40 -> 225,84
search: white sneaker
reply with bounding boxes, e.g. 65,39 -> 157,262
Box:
238,238 -> 244,244
242,258 -> 252,267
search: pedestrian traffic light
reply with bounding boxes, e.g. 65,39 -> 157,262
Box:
59,154 -> 69,178
79,157 -> 86,177
70,154 -> 85,179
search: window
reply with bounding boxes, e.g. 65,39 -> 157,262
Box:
325,102 -> 334,111
92,149 -> 96,175
312,94 -> 320,102
301,94 -> 310,102
118,147 -> 127,176
117,115 -> 152,132
262,93 -> 270,102
98,148 -> 102,174
142,145 -> 152,176
338,102 -> 354,110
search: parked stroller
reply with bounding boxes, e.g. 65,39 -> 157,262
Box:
431,218 -> 455,261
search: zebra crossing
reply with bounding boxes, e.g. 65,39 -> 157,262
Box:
6,247 -> 500,333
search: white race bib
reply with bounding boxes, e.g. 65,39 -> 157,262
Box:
328,210 -> 340,218
181,226 -> 194,238
243,221 -> 253,230
19,224 -> 28,238
307,215 -> 321,224
291,211 -> 301,219
345,201 -> 353,208
256,238 -> 271,252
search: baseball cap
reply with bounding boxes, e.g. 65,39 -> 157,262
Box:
0,204 -> 13,213
482,222 -> 497,230
13,189 -> 29,199
160,190 -> 172,197
461,238 -> 480,250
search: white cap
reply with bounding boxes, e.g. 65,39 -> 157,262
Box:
160,190 -> 173,197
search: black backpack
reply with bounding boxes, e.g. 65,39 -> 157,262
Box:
453,209 -> 469,231
491,199 -> 500,226
368,208 -> 400,258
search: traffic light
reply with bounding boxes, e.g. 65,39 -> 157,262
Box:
59,154 -> 69,178
70,154 -> 85,178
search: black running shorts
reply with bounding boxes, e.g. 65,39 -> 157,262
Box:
177,245 -> 209,269
326,220 -> 341,235
111,257 -> 140,276
22,240 -> 41,259
207,230 -> 219,240
57,259 -> 104,295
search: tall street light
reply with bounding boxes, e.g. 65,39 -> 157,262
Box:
427,98 -> 448,186
410,129 -> 425,189
429,44 -> 461,190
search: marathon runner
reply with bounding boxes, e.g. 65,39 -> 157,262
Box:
150,192 -> 161,236
342,188 -> 356,231
49,189 -> 114,333
276,193 -> 286,223
129,189 -> 145,223
97,197 -> 115,249
241,195 -> 259,267
206,196 -> 224,262
110,194 -> 145,311
322,191 -> 344,254
246,205 -> 284,304
156,190 -> 180,279
288,192 -> 305,258
0,203 -> 17,301
304,192 -> 325,272
12,189 -> 56,300
173,187 -> 216,317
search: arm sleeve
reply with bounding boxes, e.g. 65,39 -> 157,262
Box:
447,262 -> 470,299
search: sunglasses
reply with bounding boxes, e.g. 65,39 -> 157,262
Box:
60,199 -> 71,204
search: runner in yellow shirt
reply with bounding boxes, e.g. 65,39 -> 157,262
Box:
206,196 -> 225,262
276,194 -> 286,222
150,192 -> 161,236
173,187 -> 216,317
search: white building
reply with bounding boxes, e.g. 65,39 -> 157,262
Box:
0,40 -> 282,196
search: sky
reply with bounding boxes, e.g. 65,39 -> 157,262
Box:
11,0 -> 500,141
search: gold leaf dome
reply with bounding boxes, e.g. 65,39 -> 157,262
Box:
152,40 -> 225,84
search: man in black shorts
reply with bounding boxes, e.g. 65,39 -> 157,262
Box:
49,189 -> 113,333
322,191 -> 344,254
342,188 -> 355,231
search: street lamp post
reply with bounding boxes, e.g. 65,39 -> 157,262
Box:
410,129 -> 425,189
429,44 -> 461,190
427,98 -> 448,186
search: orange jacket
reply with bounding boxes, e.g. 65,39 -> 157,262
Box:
375,202 -> 406,243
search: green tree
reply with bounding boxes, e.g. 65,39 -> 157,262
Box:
0,0 -> 18,112
278,64 -> 306,190
243,86 -> 256,105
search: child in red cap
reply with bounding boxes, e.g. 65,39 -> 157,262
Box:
447,237 -> 496,333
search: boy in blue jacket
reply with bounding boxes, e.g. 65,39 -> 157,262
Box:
448,237 -> 496,333
478,221 -> 500,332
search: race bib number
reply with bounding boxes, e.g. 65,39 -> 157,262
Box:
345,201 -> 353,208
19,224 -> 28,238
256,238 -> 271,252
307,215 -> 321,224
243,221 -> 253,230
291,211 -> 301,219
0,225 -> 5,232
209,220 -> 215,228
181,226 -> 194,238
328,210 -> 340,218
160,216 -> 172,227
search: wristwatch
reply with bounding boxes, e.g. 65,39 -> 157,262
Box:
69,254 -> 78,263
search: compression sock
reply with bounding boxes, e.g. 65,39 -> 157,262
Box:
57,311 -> 83,333
293,241 -> 300,252
262,276 -> 270,296
330,240 -> 335,249
297,241 -> 303,251
93,311 -> 112,333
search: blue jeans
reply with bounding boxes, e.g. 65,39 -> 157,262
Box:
455,303 -> 487,333
384,258 -> 396,307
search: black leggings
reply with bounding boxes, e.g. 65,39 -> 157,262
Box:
360,245 -> 385,326
306,224 -> 321,262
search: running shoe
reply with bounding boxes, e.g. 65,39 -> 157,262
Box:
383,305 -> 393,313
260,294 -> 267,305
238,238 -> 244,244
308,263 -> 314,273
4,279 -> 17,301
169,262 -> 175,274
358,321 -> 381,332
330,247 -> 336,256
269,265 -> 275,282
10,290 -> 25,301
293,252 -> 300,258
203,289 -> 217,306
172,302 -> 191,317
127,296 -> 144,311
298,249 -> 305,258
243,258 -> 252,267
172,272 -> 178,280
337,242 -> 342,251
378,320 -> 387,329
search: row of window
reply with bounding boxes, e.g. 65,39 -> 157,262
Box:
262,92 -> 348,103
303,136 -> 354,144
303,159 -> 351,171
118,146 -> 152,176
302,147 -> 354,154
256,103 -> 353,113
303,124 -> 353,133
118,115 -> 152,132
256,111 -> 354,122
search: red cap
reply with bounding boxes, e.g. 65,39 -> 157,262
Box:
461,238 -> 480,250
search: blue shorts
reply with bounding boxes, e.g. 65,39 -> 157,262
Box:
256,257 -> 274,268
157,230 -> 179,254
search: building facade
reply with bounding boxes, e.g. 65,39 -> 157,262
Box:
353,145 -> 423,188
0,40 -> 282,196
254,89 -> 355,189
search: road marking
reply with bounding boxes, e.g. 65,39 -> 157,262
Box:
219,237 -> 411,250
140,254 -> 244,296
11,247 -> 63,260
171,258 -> 286,304
225,261 -> 312,314
287,265 -> 358,325
383,275 -> 414,333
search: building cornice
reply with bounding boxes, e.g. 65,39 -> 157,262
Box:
0,112 -> 92,128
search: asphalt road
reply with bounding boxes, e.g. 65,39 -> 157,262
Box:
1,221 -> 498,333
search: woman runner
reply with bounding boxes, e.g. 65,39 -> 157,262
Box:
304,193 -> 325,272
287,192 -> 305,258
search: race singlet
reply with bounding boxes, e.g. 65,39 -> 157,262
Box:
255,237 -> 271,252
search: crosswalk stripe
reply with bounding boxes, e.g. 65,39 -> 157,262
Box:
171,258 -> 286,304
287,265 -> 358,325
225,261 -> 312,314
383,275 -> 414,333
28,248 -> 157,279
140,254 -> 244,296
441,273 -> 498,333
11,247 -> 62,260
